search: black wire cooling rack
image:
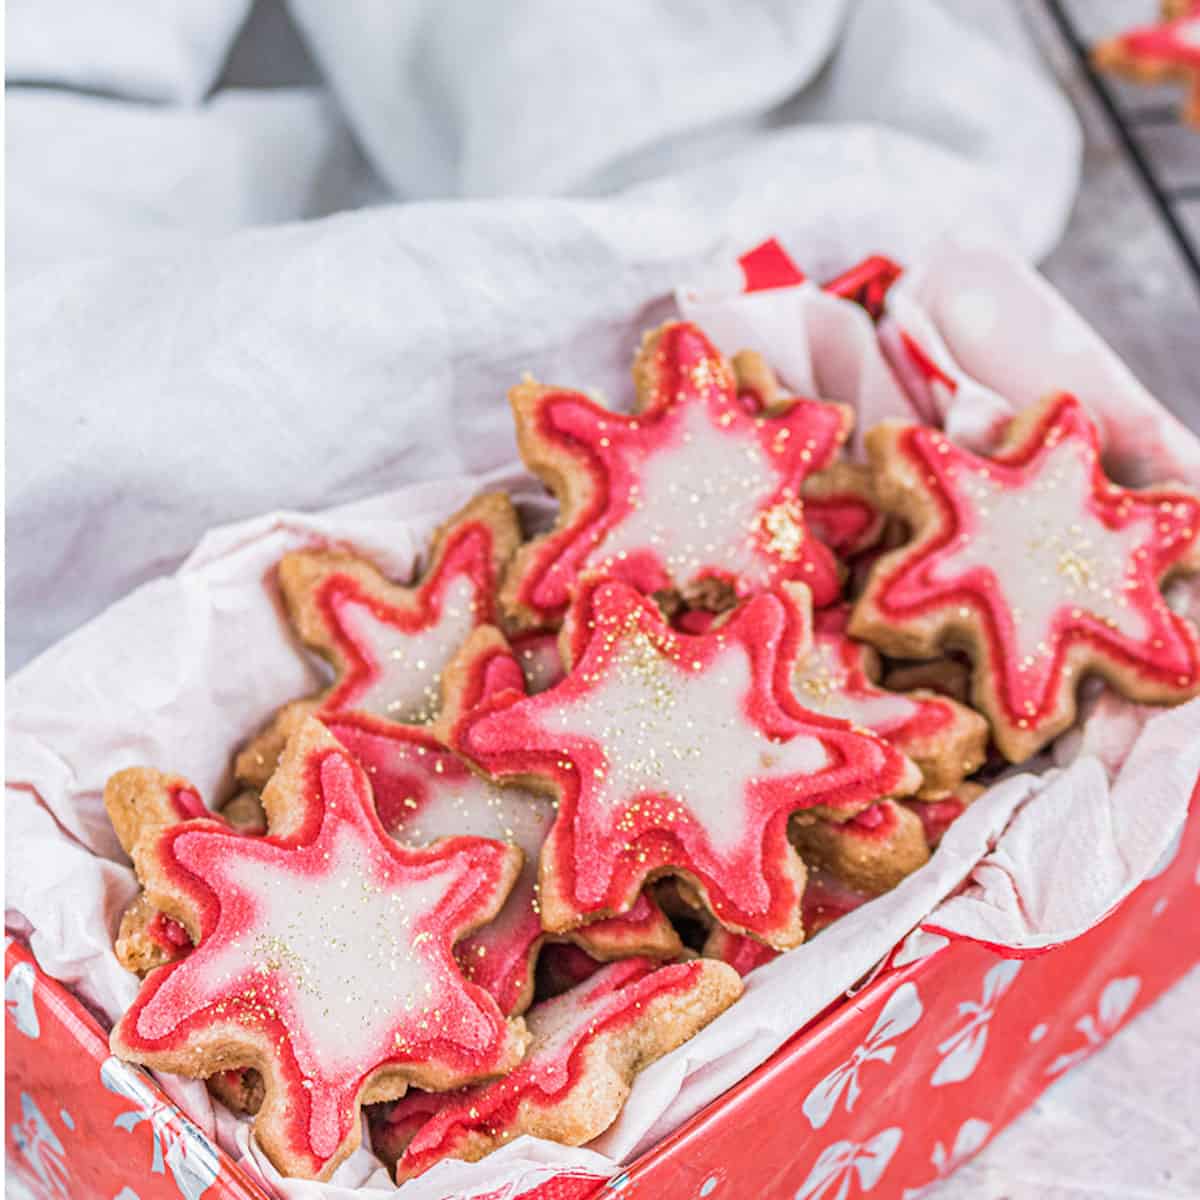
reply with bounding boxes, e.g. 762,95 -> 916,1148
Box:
1044,0 -> 1200,295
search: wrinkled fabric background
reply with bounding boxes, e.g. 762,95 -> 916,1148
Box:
7,2 -> 1197,1198
6,0 -> 1081,671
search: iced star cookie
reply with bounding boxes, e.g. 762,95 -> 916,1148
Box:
445,577 -> 921,950
850,394 -> 1200,762
500,321 -> 852,630
790,799 -> 930,897
1093,1 -> 1200,128
235,492 -> 520,790
319,624 -> 677,1016
110,718 -> 529,1181
795,608 -> 989,798
371,957 -> 741,1181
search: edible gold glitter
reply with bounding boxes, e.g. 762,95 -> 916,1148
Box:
755,498 -> 807,562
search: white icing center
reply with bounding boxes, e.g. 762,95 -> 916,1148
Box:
588,402 -> 787,585
338,574 -> 479,721
165,825 -> 458,1069
542,632 -> 826,865
794,637 -> 917,732
931,438 -> 1153,678
1178,19 -> 1200,49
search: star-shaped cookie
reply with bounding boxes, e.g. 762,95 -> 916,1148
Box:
371,957 -> 741,1181
1093,1 -> 1200,128
850,394 -> 1200,761
235,492 -> 520,789
444,577 -> 921,949
111,718 -> 529,1181
500,321 -> 852,630
315,622 -> 677,1016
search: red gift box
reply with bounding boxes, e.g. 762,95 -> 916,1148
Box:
8,777 -> 1198,1200
8,241 -> 1199,1198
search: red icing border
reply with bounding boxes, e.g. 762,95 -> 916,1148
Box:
146,911 -> 191,952
871,395 -> 1200,730
167,786 -> 207,822
804,494 -> 881,559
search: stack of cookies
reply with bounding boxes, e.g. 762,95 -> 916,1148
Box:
105,320 -> 1200,1182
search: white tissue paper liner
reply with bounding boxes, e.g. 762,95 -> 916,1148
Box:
6,241 -> 1199,1200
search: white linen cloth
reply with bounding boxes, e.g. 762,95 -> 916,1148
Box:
5,0 -> 253,103
6,88 -> 380,278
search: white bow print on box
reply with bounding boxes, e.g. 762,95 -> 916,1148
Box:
1045,976 -> 1142,1078
100,1057 -> 219,1200
6,957 -> 40,1039
802,982 -> 923,1130
900,1118 -> 992,1199
930,960 -> 1022,1087
11,1092 -> 71,1198
795,1127 -> 903,1200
